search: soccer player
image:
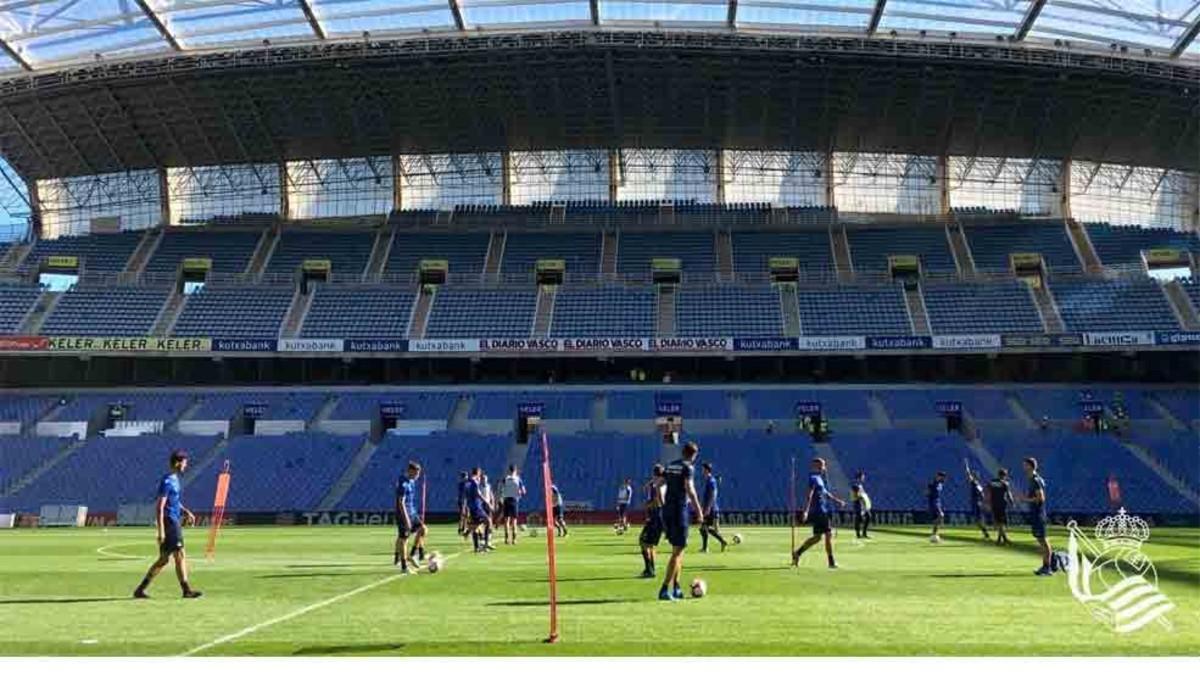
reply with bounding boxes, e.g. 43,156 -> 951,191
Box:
457,470 -> 471,540
659,442 -> 704,601
792,457 -> 845,569
394,461 -> 427,573
133,450 -> 202,599
1018,457 -> 1054,576
500,464 -> 526,545
987,469 -> 1014,545
699,462 -> 728,553
550,483 -> 568,537
927,471 -> 947,542
465,467 -> 495,553
639,464 -> 666,578
964,463 -> 991,540
850,470 -> 871,539
616,478 -> 633,533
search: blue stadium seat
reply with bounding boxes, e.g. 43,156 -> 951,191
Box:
172,285 -> 293,338
190,392 -> 326,421
330,392 -> 461,421
468,391 -> 594,419
846,226 -> 956,274
266,231 -> 374,279
550,286 -> 656,337
300,286 -> 414,339
617,231 -> 715,281
731,230 -> 834,278
797,284 -> 910,335
1051,278 -> 1179,332
20,231 -> 144,274
387,233 -> 491,279
520,432 -> 659,511
676,285 -> 782,337
832,431 -> 974,511
425,288 -> 536,338
0,437 -> 66,493
1085,223 -> 1200,267
501,232 -> 601,280
0,284 -> 41,334
922,281 -> 1044,334
742,389 -> 872,419
40,285 -> 170,336
965,222 -> 1079,273
145,228 -> 262,276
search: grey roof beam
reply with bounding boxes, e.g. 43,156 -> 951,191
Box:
1170,13 -> 1200,58
296,0 -> 327,40
0,36 -> 32,71
728,0 -> 737,28
133,0 -> 182,51
591,0 -> 600,26
449,0 -> 466,31
1013,0 -> 1048,42
866,0 -> 886,36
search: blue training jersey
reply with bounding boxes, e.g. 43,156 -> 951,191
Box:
663,459 -> 694,514
465,479 -> 486,515
457,478 -> 470,506
703,474 -> 719,514
1028,473 -> 1048,518
808,471 -> 832,516
927,480 -> 944,506
396,476 -> 418,518
157,473 -> 182,522
969,479 -> 985,505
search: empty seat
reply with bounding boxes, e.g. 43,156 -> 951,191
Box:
1051,278 -> 1179,332
40,285 -> 170,336
425,288 -> 537,338
550,286 -> 656,337
172,285 -> 293,338
797,284 -> 910,335
923,281 -> 1043,334
300,286 -> 414,339
676,285 -> 783,337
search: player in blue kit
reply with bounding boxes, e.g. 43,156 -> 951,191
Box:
133,450 -> 202,599
465,467 -> 495,553
699,462 -> 728,553
964,462 -> 992,541
394,461 -> 427,573
927,471 -> 947,543
659,442 -> 704,601
638,464 -> 666,577
792,457 -> 846,569
456,471 -> 471,539
1018,457 -> 1055,576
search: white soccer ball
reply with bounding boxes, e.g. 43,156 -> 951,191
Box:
930,534 -> 941,544
529,527 -> 539,537
732,533 -> 743,545
427,554 -> 443,573
519,524 -> 528,532
690,578 -> 707,598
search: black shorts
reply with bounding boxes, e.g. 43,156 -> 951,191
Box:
640,510 -> 664,547
991,507 -> 1008,526
971,502 -> 984,520
553,505 -> 565,521
810,511 -> 832,536
470,511 -> 490,529
502,498 -> 519,519
705,513 -> 721,530
1030,513 -> 1047,539
160,518 -> 184,555
617,503 -> 628,518
396,515 -> 423,538
929,504 -> 944,521
663,510 -> 689,549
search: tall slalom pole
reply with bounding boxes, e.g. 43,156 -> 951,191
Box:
789,456 -> 797,559
539,429 -> 559,644
421,473 -> 428,524
205,460 -> 232,562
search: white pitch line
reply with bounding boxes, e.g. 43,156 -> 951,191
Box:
95,543 -> 150,560
179,553 -> 460,657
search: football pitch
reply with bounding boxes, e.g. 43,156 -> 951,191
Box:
0,524 -> 1196,656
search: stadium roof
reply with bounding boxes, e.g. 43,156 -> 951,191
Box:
0,0 -> 1197,73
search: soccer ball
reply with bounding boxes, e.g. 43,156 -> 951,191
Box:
427,555 -> 442,573
732,533 -> 743,545
690,578 -> 707,598
529,527 -> 539,538
930,534 -> 941,544
519,524 -> 528,532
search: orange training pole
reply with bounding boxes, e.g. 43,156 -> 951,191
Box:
540,429 -> 559,644
205,460 -> 231,561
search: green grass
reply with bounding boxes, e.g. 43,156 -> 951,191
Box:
0,524 -> 1196,656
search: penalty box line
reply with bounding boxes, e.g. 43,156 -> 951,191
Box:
180,552 -> 461,657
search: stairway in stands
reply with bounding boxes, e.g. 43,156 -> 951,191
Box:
363,226 -> 396,281
532,285 -> 557,338
318,437 -> 381,510
903,285 -> 932,335
407,286 -> 436,339
19,291 -> 63,335
483,231 -> 507,281
600,231 -> 618,280
151,288 -> 187,336
715,230 -> 734,282
656,285 -> 677,337
279,287 -> 315,338
1027,281 -> 1066,333
247,227 -> 280,280
831,226 -> 855,282
946,223 -> 977,277
1,437 -> 86,499
1162,280 -> 1200,330
1065,220 -> 1103,273
124,228 -> 163,278
778,283 -> 801,337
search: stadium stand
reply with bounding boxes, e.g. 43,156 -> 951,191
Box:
741,389 -> 873,420
501,232 -> 601,279
424,288 -> 537,338
691,432 -> 813,511
846,226 -> 957,274
187,433 -> 363,512
616,231 -> 715,280
676,285 -> 782,337
54,392 -> 194,422
265,231 -> 375,279
922,281 -> 1044,334
965,222 -> 1079,272
1014,387 -> 1156,420
607,390 -> 730,419
300,286 -> 414,339
467,391 -> 594,419
0,437 -> 65,493
832,431 -> 974,511
1181,277 -> 1200,312
387,232 -> 491,278
329,392 -> 460,421
39,285 -> 170,336
1084,223 -> 1200,267
877,388 -> 1013,420
190,391 -> 326,421
172,285 -> 294,338
549,286 -> 656,337
1132,431 -> 1200,492
9,435 -> 218,512
796,284 -> 911,335
0,395 -> 58,426
19,231 -> 144,274
0,283 -> 41,333
520,432 -> 659,511
982,430 -> 1192,514
1152,389 -> 1199,424
144,228 -> 262,276
1051,278 -> 1180,331
336,432 -> 511,512
731,230 -> 835,278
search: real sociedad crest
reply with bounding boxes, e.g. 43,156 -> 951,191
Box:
1065,509 -> 1174,634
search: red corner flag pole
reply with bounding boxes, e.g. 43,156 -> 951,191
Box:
205,460 -> 231,561
788,456 -> 797,557
540,429 -> 559,644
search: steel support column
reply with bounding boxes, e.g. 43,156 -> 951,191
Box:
392,154 -> 403,212
158,167 -> 171,226
937,154 -> 949,215
1060,157 -> 1071,220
